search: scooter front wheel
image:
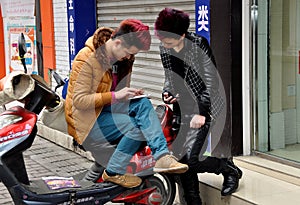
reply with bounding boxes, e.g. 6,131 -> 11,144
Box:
125,173 -> 176,205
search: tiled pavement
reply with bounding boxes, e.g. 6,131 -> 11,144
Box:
0,136 -> 93,205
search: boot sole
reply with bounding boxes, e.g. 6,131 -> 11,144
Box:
221,186 -> 239,196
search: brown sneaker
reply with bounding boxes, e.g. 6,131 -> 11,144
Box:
153,154 -> 189,174
102,170 -> 142,188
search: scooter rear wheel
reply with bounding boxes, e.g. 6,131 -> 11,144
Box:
125,173 -> 176,205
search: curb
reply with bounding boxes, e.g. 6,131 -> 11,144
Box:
37,121 -> 94,161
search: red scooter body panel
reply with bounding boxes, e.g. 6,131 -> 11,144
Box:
127,104 -> 177,174
0,106 -> 36,146
112,187 -> 157,203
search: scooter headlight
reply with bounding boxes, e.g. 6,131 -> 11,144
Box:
0,115 -> 22,129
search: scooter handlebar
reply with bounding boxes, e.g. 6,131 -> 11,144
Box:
0,72 -> 35,106
23,76 -> 60,114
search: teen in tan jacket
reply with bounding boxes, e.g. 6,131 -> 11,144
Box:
65,27 -> 133,144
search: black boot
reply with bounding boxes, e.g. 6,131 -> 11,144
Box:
179,172 -> 202,205
220,158 -> 242,196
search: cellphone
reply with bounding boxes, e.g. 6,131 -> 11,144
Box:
129,94 -> 151,100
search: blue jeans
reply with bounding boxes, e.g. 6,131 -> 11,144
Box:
82,97 -> 169,174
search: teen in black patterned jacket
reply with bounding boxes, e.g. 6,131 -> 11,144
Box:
155,8 -> 242,205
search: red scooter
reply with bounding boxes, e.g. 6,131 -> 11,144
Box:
0,72 -> 179,205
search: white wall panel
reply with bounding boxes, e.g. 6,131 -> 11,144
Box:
52,0 -> 70,88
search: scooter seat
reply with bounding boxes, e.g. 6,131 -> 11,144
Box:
23,177 -> 119,195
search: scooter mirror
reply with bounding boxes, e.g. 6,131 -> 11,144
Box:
50,70 -> 66,92
18,33 -> 27,73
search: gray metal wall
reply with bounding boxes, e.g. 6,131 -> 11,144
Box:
96,0 -> 195,106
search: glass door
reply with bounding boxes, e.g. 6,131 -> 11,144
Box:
254,0 -> 300,163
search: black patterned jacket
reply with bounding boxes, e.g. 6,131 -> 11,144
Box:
159,32 -> 225,121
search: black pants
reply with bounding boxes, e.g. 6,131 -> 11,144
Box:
173,122 -> 224,205
174,121 -> 222,171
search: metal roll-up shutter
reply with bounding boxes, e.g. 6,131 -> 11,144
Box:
96,0 -> 195,106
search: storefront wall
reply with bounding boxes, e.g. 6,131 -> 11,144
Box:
48,0 -> 241,157
1,0 -> 242,157
252,0 -> 300,164
96,0 -> 242,156
52,0 -> 70,81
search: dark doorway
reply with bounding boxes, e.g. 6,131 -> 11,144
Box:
210,0 -> 243,156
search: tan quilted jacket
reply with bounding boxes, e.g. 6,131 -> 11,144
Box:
65,27 -> 133,144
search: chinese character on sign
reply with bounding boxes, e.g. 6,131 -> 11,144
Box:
68,0 -> 74,10
69,38 -> 75,55
195,0 -> 210,43
198,5 -> 209,32
69,15 -> 74,33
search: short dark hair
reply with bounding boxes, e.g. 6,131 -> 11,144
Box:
154,8 -> 190,40
111,19 -> 151,50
